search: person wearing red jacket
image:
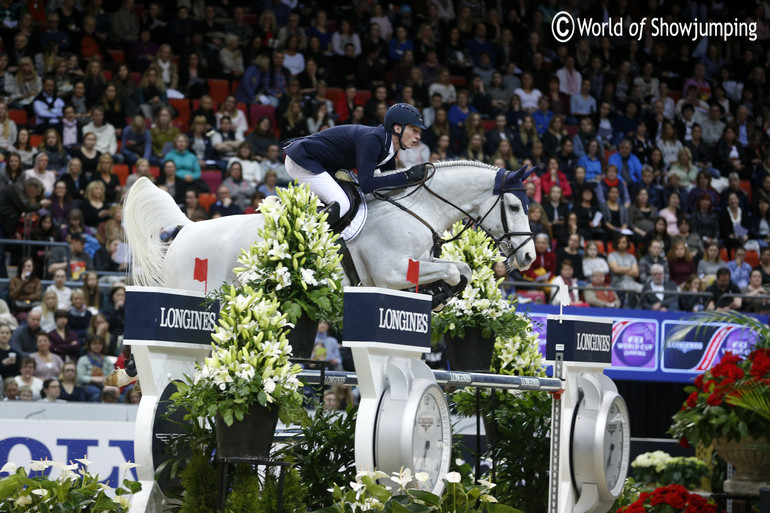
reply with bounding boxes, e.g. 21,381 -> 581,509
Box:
541,157 -> 573,199
523,233 -> 557,283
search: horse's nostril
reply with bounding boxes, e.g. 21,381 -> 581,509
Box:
524,253 -> 532,263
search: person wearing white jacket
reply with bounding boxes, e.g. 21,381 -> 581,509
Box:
550,259 -> 581,306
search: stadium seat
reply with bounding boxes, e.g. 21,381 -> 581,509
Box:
30,134 -> 43,147
201,171 -> 222,194
198,192 -> 217,212
326,87 -> 344,106
108,50 -> 125,63
149,166 -> 160,178
169,98 -> 191,131
208,79 -> 230,104
249,104 -> 277,129
9,109 -> 27,126
482,119 -> 495,131
354,90 -> 372,105
102,70 -> 112,81
593,240 -> 605,255
449,75 -> 467,86
745,250 -> 760,268
739,180 -> 752,203
607,240 -> 634,255
114,164 -> 129,186
130,72 -> 141,85
720,247 -> 729,262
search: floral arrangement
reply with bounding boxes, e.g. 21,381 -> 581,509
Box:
431,222 -> 526,343
236,183 -> 344,325
315,467 -> 521,513
0,458 -> 141,512
669,347 -> 770,448
630,451 -> 709,490
173,288 -> 305,427
617,484 -> 719,513
670,311 -> 770,448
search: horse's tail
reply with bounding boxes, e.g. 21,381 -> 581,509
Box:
123,177 -> 192,287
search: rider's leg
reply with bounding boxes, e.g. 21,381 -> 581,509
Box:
285,156 -> 351,217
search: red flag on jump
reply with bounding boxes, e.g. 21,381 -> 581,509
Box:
194,258 -> 208,293
406,259 -> 420,292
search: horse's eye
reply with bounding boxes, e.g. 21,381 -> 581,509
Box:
509,205 -> 520,213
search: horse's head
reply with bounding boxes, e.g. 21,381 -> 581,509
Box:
481,165 -> 536,271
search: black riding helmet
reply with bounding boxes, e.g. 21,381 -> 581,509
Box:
384,103 -> 426,150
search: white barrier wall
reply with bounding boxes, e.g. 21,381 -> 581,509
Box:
0,403 -> 138,487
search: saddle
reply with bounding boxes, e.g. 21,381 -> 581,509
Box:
329,170 -> 364,234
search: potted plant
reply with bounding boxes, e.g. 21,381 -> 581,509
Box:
0,458 -> 141,511
630,451 -> 709,490
172,288 -> 306,460
236,183 -> 344,357
315,468 -> 521,513
616,484 -> 720,513
669,311 -> 770,494
432,222 -> 526,371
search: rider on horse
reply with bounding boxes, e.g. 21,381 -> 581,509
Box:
282,103 -> 428,224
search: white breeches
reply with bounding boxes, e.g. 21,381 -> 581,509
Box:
285,155 -> 352,216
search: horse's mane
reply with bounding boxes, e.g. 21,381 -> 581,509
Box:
388,159 -> 499,174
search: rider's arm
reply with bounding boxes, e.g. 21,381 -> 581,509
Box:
355,134 -> 409,193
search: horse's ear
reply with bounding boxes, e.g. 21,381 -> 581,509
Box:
521,165 -> 537,181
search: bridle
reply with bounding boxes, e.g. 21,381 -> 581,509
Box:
372,164 -> 534,265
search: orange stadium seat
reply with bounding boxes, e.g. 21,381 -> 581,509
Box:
113,164 -> 129,186
169,98 -> 191,131
208,79 -> 230,104
30,134 -> 43,147
149,166 -> 160,179
249,104 -> 277,129
739,180 -> 752,203
109,50 -> 125,63
198,192 -> 216,212
9,109 -> 27,126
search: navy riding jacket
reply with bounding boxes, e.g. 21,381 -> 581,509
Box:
283,124 -> 408,193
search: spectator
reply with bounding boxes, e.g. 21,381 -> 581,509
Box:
222,162 -> 255,211
14,356 -> 43,398
216,95 -> 247,134
656,121 -> 683,168
672,216 -> 703,260
691,192 -> 720,245
211,116 -> 243,168
10,56 -> 41,108
22,152 -> 57,197
570,79 -> 597,118
555,55 -> 581,96
0,179 -> 49,277
76,335 -> 112,401
47,231 -> 93,280
9,256 -> 42,315
228,142 -> 262,187
727,247 -> 752,289
523,233 -> 556,283
32,76 -> 64,133
699,103 -> 726,147
257,168 -> 279,198
81,105 -> 117,156
584,270 -> 620,308
639,264 -> 678,311
677,275 -> 706,312
629,188 -> 657,242
0,151 -> 24,188
40,129 -> 69,173
0,325 -> 20,380
608,234 -> 642,305
46,269 -> 72,310
572,117 -> 602,159
30,332 -> 63,380
164,134 -> 209,195
121,115 -> 152,166
259,144 -> 291,186
447,90 -> 476,129
555,233 -> 584,281
599,186 -> 629,239
209,185 -> 243,217
77,180 -> 110,229
596,164 -> 631,208
138,67 -> 168,120
608,139 -> 642,185
542,184 -> 569,229
32,289 -> 58,332
698,242 -> 725,283
719,191 -> 750,257
66,287 -> 91,342
83,60 -> 108,107
101,284 -> 124,355
714,125 -> 748,179
3,378 -> 19,400
58,360 -> 85,401
10,309 -> 42,359
109,0 -> 139,46
742,269 -> 770,313
92,153 -> 121,203
550,259 -> 582,306
219,34 -> 244,78
668,148 -> 699,189
246,116 -> 279,160
639,236 -> 670,282
70,131 -> 101,178
513,72 -> 541,113
706,267 -> 742,311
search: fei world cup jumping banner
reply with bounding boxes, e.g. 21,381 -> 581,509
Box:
524,305 -> 764,383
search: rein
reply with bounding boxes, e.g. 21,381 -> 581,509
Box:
372,164 -> 534,262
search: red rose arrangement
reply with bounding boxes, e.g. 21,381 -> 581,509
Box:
617,484 -> 720,513
670,346 -> 770,448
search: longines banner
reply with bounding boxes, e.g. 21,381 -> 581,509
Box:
526,305 -> 763,382
124,286 -> 220,347
545,315 -> 613,364
343,287 -> 431,349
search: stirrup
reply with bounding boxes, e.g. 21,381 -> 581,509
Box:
318,202 -> 341,226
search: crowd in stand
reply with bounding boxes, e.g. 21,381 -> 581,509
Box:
2,0 -> 770,401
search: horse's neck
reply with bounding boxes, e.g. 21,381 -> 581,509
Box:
418,164 -> 496,231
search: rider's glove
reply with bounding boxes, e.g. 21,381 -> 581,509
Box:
405,164 -> 426,183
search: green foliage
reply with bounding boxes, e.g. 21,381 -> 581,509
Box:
630,452 -> 709,490
225,465 -> 261,513
432,223 -> 526,345
278,405 -> 358,510
179,449 -> 218,513
171,290 -> 307,429
610,477 -> 644,512
251,465 -> 307,513
237,183 -> 344,325
316,469 -> 521,513
0,460 -> 141,512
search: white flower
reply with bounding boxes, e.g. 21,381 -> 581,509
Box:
119,461 -> 140,473
415,472 -> 429,483
14,495 -> 32,506
455,458 -> 465,466
445,471 -> 461,483
1,462 -> 17,474
29,460 -> 53,471
113,496 -> 131,508
390,468 -> 412,488
477,478 -> 496,489
30,488 -> 48,497
263,378 -> 276,394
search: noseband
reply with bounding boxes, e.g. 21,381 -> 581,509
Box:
372,165 -> 534,262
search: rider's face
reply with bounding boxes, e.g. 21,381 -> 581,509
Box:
398,124 -> 422,149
